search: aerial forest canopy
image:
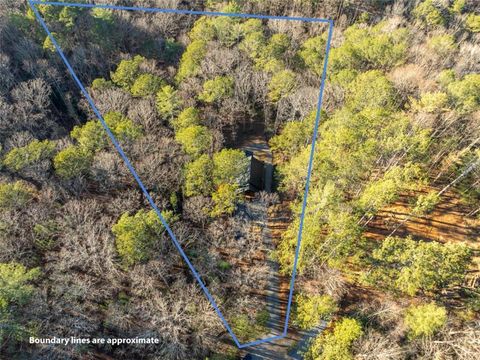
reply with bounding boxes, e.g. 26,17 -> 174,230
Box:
0,0 -> 479,359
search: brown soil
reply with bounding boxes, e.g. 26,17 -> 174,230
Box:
365,186 -> 480,287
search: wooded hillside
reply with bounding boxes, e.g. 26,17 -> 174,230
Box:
0,1 -> 478,359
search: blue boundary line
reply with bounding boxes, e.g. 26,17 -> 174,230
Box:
28,0 -> 333,349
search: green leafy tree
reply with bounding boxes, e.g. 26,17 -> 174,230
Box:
357,164 -> 420,215
91,77 -> 114,90
71,112 -> 142,152
211,183 -> 242,217
239,18 -> 263,36
405,302 -> 447,338
450,0 -> 465,14
213,149 -> 250,189
276,182 -> 358,274
270,111 -> 316,164
368,236 -> 472,295
413,91 -> 449,113
305,318 -> 363,360
162,39 -> 183,63
437,69 -> 456,87
209,3 -> 242,46
198,76 -> 234,103
413,191 -> 440,215
465,13 -> 480,32
91,8 -> 114,23
184,154 -> 214,197
268,70 -> 296,102
413,0 -> 446,27
253,33 -> 290,72
266,33 -> 290,57
427,34 -> 457,57
37,3 -> 60,21
0,263 -> 40,343
0,181 -> 34,211
91,8 -> 116,46
53,145 -> 93,179
189,16 -> 216,42
239,31 -> 265,60
346,70 -> 396,111
110,55 -> 145,90
112,209 -> 176,267
3,140 -> 56,172
176,40 -> 208,82
58,6 -> 82,28
156,85 -> 182,119
42,33 -> 57,52
130,73 -> 164,97
171,107 -> 201,131
294,294 -> 338,330
329,22 -> 408,73
230,314 -> 252,342
299,36 -> 326,76
447,73 -> 480,113
175,125 -> 212,157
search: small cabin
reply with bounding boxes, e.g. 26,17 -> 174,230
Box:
244,150 -> 273,193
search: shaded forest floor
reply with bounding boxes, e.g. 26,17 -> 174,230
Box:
365,186 -> 480,288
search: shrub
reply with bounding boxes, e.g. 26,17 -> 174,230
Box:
230,310 -> 266,343
231,314 -> 253,342
0,181 -> 34,210
294,294 -> 338,330
255,308 -> 270,327
413,191 -> 440,214
53,145 -> 93,179
175,125 -> 212,157
305,317 -> 363,360
217,260 -> 232,271
405,302 -> 447,338
0,262 -> 40,343
3,140 -> 56,172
